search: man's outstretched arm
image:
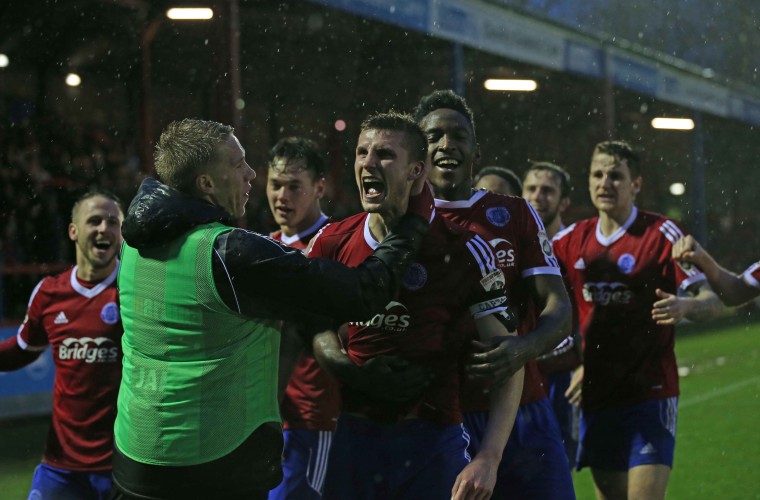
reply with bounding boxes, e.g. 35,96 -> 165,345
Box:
672,235 -> 760,307
0,336 -> 43,371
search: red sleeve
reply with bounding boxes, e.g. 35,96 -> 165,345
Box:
16,279 -> 51,351
0,336 -> 42,371
550,226 -> 570,271
658,219 -> 706,290
519,200 -> 561,278
305,224 -> 332,258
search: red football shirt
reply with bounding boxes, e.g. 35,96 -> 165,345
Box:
309,212 -> 507,425
552,207 -> 706,410
16,266 -> 122,471
270,214 -> 342,431
435,190 -> 562,409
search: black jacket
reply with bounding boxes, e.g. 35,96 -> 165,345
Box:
113,177 -> 429,498
122,177 -> 428,328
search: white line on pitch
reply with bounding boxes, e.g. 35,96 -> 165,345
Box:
680,375 -> 760,409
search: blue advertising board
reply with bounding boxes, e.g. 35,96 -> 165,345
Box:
0,326 -> 54,419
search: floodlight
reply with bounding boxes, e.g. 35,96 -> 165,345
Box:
669,183 -> 686,196
66,73 -> 81,87
484,79 -> 538,92
651,118 -> 695,130
166,8 -> 214,20
0,54 -> 9,68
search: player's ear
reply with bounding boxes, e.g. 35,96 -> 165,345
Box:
632,175 -> 643,195
473,143 -> 482,170
68,222 -> 78,242
195,173 -> 215,195
314,177 -> 326,200
559,196 -> 571,214
409,160 -> 426,181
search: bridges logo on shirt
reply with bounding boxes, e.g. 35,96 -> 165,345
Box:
100,302 -> 120,325
488,238 -> 516,267
486,207 -> 510,227
58,337 -> 119,363
402,263 -> 427,290
352,301 -> 411,333
582,282 -> 633,305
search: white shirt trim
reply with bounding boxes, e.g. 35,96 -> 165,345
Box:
595,206 -> 639,247
278,213 -> 328,245
680,272 -> 707,291
434,190 -> 486,209
742,262 -> 760,289
553,223 -> 576,242
521,266 -> 562,278
362,214 -> 379,250
70,263 -> 119,299
363,211 -> 436,249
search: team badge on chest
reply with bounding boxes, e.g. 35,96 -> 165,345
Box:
486,207 -> 510,227
617,253 -> 636,274
402,263 -> 428,290
101,302 -> 120,325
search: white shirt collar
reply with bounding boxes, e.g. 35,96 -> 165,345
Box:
434,190 -> 486,209
70,263 -> 119,298
363,209 -> 436,249
595,206 -> 639,247
278,213 -> 328,245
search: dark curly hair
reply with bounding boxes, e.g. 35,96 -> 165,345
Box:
413,89 -> 476,139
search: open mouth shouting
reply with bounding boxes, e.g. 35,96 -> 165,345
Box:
361,175 -> 387,206
92,239 -> 115,258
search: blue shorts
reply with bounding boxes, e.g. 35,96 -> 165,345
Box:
29,463 -> 111,500
268,429 -> 333,500
464,398 -> 576,500
578,397 -> 678,471
547,371 -> 580,469
322,415 -> 469,499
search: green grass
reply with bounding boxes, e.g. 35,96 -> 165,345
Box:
573,319 -> 760,499
0,416 -> 48,499
2,321 -> 758,499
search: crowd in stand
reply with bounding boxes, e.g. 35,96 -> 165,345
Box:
0,119 -> 143,320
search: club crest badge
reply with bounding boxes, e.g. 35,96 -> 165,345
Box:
101,302 -> 120,325
402,263 -> 428,290
617,253 -> 636,274
486,207 -> 510,227
538,230 -> 554,258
